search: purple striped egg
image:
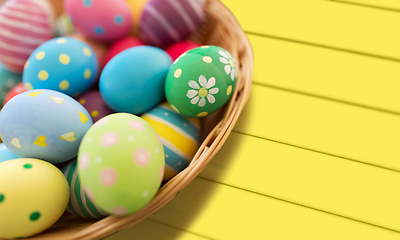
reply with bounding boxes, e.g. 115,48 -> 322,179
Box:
139,0 -> 205,48
0,0 -> 54,73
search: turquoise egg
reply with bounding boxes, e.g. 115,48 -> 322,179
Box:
141,102 -> 200,181
0,89 -> 93,164
0,62 -> 22,105
61,159 -> 108,219
0,143 -> 19,164
22,37 -> 98,97
99,46 -> 172,115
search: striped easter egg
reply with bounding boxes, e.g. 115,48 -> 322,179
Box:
139,0 -> 206,48
61,159 -> 108,219
141,102 -> 200,181
0,0 -> 54,73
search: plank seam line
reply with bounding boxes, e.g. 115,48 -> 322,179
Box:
252,82 -> 400,116
146,218 -> 217,240
326,0 -> 400,13
245,31 -> 400,63
232,130 -> 400,174
197,176 -> 400,235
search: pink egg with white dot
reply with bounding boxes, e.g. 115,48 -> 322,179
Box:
64,0 -> 132,43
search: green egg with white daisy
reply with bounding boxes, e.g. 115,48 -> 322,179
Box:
165,45 -> 237,118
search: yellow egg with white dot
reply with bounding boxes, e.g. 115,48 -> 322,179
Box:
0,158 -> 69,239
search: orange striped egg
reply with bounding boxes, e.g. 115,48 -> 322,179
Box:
0,0 -> 54,73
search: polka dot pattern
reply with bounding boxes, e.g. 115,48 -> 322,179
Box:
59,54 -> 70,65
94,26 -> 104,35
77,113 -> 165,215
0,194 -> 4,203
174,69 -> 182,78
203,56 -> 212,63
29,212 -> 41,221
101,132 -> 119,147
80,153 -> 90,170
22,37 -> 98,97
23,164 -> 32,169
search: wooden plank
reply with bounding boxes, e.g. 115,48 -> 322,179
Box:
149,178 -> 400,240
328,0 -> 400,11
104,219 -> 211,240
221,0 -> 400,59
200,132 -> 400,231
249,34 -> 400,113
233,84 -> 400,171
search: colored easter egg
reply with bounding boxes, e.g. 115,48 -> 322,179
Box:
0,0 -> 54,73
126,0 -> 149,35
0,62 -> 22,105
141,102 -> 200,181
78,113 -> 165,215
100,46 -> 172,115
23,37 -> 99,97
70,34 -> 108,70
103,37 -> 145,66
65,0 -> 132,43
0,158 -> 69,239
0,143 -> 19,164
61,159 -> 108,219
165,40 -> 202,61
139,0 -> 206,47
77,90 -> 114,123
165,46 -> 237,118
3,82 -> 26,107
55,13 -> 76,37
0,89 -> 93,164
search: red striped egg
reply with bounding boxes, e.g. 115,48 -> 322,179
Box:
0,0 -> 54,73
139,0 -> 206,48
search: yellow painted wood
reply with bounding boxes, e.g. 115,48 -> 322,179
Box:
200,132 -> 400,231
149,178 -> 400,240
249,34 -> 400,113
221,0 -> 400,58
329,0 -> 400,9
104,219 -> 210,240
234,84 -> 400,171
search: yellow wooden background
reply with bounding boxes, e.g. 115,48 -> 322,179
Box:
106,0 -> 400,239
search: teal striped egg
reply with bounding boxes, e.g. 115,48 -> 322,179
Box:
141,102 -> 200,181
61,159 -> 108,219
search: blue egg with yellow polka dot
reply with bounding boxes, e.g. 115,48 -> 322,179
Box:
0,89 -> 93,164
0,62 -> 22,106
22,37 -> 98,97
0,143 -> 19,164
141,102 -> 200,181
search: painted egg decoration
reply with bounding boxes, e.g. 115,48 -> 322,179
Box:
0,143 -> 19,164
0,0 -> 54,73
126,0 -> 149,35
3,82 -> 26,107
22,37 -> 98,97
165,46 -> 237,118
65,0 -> 132,43
0,89 -> 93,164
62,159 -> 108,219
100,46 -> 172,115
141,102 -> 200,181
139,0 -> 206,47
0,62 -> 22,105
78,113 -> 165,215
77,90 -> 114,123
103,36 -> 145,66
0,158 -> 69,239
165,40 -> 202,61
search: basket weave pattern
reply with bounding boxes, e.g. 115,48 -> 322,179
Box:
20,0 -> 253,239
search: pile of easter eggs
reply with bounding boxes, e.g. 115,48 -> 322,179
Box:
0,0 -> 238,238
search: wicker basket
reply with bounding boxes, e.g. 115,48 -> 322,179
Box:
18,0 -> 253,239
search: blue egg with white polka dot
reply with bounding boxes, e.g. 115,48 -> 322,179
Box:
22,37 -> 98,97
0,143 -> 19,164
0,62 -> 22,106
